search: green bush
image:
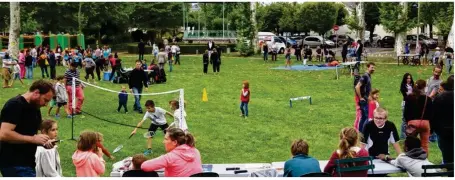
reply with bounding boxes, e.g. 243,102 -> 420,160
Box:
127,43 -> 237,54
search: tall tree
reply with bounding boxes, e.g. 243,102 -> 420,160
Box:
256,3 -> 284,34
380,2 -> 415,55
236,2 -> 255,56
364,2 -> 381,43
335,3 -> 348,26
301,2 -> 338,37
8,2 -> 20,60
435,3 -> 454,46
356,2 -> 365,43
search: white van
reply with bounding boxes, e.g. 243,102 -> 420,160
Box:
257,32 -> 286,54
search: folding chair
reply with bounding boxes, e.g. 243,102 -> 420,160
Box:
190,172 -> 220,177
422,163 -> 454,177
300,172 -> 331,177
335,156 -> 375,177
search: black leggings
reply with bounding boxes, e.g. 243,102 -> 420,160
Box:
85,67 -> 95,80
203,63 -> 208,74
96,62 -> 103,81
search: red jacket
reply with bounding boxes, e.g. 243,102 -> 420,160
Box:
240,88 -> 250,102
323,147 -> 369,177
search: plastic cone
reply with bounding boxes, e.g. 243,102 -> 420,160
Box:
202,88 -> 208,102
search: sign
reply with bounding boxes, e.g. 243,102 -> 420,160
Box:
333,25 -> 339,31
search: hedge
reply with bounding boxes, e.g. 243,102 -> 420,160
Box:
127,43 -> 237,54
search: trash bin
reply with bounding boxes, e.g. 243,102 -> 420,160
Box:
103,72 -> 111,81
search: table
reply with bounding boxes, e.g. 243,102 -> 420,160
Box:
397,54 -> 421,66
271,159 -> 404,176
111,163 -> 271,177
335,61 -> 366,79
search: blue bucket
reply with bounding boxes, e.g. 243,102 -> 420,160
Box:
103,72 -> 111,81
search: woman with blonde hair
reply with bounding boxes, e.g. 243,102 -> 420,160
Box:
324,127 -> 369,177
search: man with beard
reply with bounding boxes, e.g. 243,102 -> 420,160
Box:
355,62 -> 376,133
0,80 -> 56,177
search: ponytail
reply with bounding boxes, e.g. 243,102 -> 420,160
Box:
338,138 -> 355,160
337,127 -> 358,165
184,132 -> 195,147
167,128 -> 196,147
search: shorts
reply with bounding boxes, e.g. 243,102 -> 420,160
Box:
49,99 -> 56,107
2,68 -> 11,80
148,123 -> 169,135
57,102 -> 67,107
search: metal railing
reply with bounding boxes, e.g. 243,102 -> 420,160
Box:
183,30 -> 237,39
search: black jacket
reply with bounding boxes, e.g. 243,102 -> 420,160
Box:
138,42 -> 145,52
203,53 -> 209,65
432,91 -> 454,137
210,52 -> 219,64
404,94 -> 433,123
207,41 -> 215,50
342,44 -> 348,55
48,53 -> 56,67
128,68 -> 148,89
25,55 -> 33,67
356,43 -> 364,55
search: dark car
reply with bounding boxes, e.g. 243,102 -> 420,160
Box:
378,36 -> 395,48
328,34 -> 354,47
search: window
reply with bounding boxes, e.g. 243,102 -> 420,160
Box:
306,37 -> 318,42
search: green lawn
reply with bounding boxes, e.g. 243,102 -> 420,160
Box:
0,54 -> 445,177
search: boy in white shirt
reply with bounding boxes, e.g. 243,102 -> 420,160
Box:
10,60 -> 24,87
131,100 -> 174,155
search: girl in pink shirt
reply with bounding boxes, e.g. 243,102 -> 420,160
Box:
19,50 -> 26,79
141,128 -> 202,177
368,89 -> 380,121
72,131 -> 105,177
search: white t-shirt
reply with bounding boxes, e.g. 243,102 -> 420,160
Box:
143,107 -> 167,125
13,64 -> 20,74
31,48 -> 37,58
171,45 -> 177,53
172,108 -> 188,131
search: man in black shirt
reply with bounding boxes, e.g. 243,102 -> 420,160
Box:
356,40 -> 363,62
138,39 -> 146,61
0,80 -> 56,177
129,60 -> 149,114
355,62 -> 375,133
361,107 -> 401,159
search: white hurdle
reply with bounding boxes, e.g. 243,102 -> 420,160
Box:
289,96 -> 312,107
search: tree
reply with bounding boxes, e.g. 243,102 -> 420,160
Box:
335,3 -> 348,26
279,3 -> 301,36
420,2 -> 452,38
302,2 -> 338,37
8,2 -> 20,60
256,3 -> 284,34
380,2 -> 415,55
434,3 -> 454,46
235,2 -> 255,56
364,2 -> 381,43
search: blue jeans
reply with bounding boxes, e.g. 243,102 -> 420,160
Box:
400,101 -> 407,139
40,66 -> 49,78
240,102 -> 249,117
446,58 -> 453,74
32,57 -> 36,68
132,87 -> 143,111
263,52 -> 268,61
168,60 -> 173,72
26,66 -> 33,79
357,54 -> 362,62
0,166 -> 36,177
358,100 -> 369,133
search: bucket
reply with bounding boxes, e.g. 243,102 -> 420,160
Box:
103,72 -> 111,81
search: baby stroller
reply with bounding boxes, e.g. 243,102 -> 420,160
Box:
148,64 -> 166,84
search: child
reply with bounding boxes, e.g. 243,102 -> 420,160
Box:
168,100 -> 188,132
122,154 -> 158,177
55,75 -> 70,118
433,47 -> 441,66
47,80 -> 57,117
72,131 -> 106,177
130,100 -> 174,155
285,47 -> 291,69
368,88 -> 380,122
316,46 -> 322,62
35,120 -> 62,177
118,86 -> 128,113
9,60 -> 24,87
239,81 -> 250,118
96,132 -> 114,160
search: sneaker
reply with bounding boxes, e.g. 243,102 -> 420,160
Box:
55,114 -> 60,119
143,149 -> 152,156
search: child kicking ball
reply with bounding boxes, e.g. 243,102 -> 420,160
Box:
130,100 -> 174,155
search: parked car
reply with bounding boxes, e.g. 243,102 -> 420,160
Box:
364,34 -> 382,47
377,36 -> 395,48
328,34 -> 354,46
406,34 -> 437,49
257,32 -> 286,54
278,36 -> 296,47
290,36 -> 305,46
303,36 -> 335,48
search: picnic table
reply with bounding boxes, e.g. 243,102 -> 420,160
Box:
397,54 -> 421,66
335,61 -> 367,79
271,159 -> 405,176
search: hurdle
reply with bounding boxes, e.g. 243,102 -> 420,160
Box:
289,96 -> 312,107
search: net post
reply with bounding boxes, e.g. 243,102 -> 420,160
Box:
71,77 -> 76,141
179,89 -> 184,130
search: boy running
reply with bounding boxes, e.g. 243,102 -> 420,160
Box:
130,100 -> 174,155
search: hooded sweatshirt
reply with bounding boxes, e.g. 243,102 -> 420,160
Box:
72,150 -> 106,177
390,148 -> 436,177
35,146 -> 62,177
141,144 -> 202,177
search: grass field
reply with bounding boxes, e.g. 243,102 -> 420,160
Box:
0,54 -> 445,177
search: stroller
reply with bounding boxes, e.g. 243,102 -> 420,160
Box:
148,64 -> 166,84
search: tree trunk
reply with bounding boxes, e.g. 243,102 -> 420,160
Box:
448,23 -> 454,48
395,2 -> 407,56
250,2 -> 258,53
356,2 -> 365,43
8,2 -> 20,60
78,2 -> 82,34
429,24 -> 433,39
369,27 -> 374,46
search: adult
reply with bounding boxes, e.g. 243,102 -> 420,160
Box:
432,75 -> 454,164
94,47 -> 104,81
83,56 -> 96,83
386,137 -> 436,177
399,73 -> 414,139
129,60 -> 149,114
141,128 -> 202,177
25,50 -> 33,79
324,127 -> 369,177
444,45 -> 453,74
211,49 -> 220,74
294,43 -> 301,62
138,39 -> 146,61
31,46 -> 38,68
202,50 -> 209,74
207,39 -> 215,58
356,40 -> 363,62
157,48 -> 167,70
65,62 -> 85,115
18,50 -> 26,79
263,43 -> 269,61
271,42 -> 278,61
426,66 -> 443,99
2,52 -> 16,88
108,55 -> 118,81
0,80 -> 56,177
55,44 -> 63,66
361,107 -> 402,159
355,62 -> 375,133
341,41 -> 348,63
283,139 -> 321,177
404,79 -> 433,154
48,50 -> 57,79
